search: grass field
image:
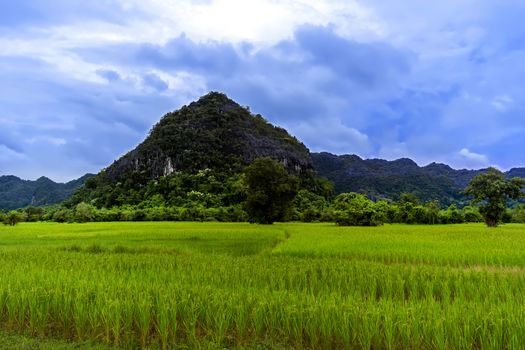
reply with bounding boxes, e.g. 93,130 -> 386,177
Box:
1,222 -> 525,349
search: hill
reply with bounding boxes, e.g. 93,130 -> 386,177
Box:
105,92 -> 311,180
311,152 -> 525,204
68,92 -> 314,208
0,174 -> 93,210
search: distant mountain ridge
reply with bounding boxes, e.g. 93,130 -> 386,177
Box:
311,152 -> 525,204
0,174 -> 93,210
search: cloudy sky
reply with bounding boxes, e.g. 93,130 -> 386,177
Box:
1,0 -> 525,181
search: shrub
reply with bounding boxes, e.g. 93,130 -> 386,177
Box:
75,202 -> 95,223
463,206 -> 483,223
53,209 -> 73,223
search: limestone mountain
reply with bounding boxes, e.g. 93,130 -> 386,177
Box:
68,92 -> 314,207
105,92 -> 311,181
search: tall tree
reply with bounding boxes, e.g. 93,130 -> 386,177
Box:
464,167 -> 525,227
244,157 -> 299,224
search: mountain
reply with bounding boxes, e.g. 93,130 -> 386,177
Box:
69,92 -> 314,207
311,152 -> 524,205
105,92 -> 311,181
0,174 -> 94,210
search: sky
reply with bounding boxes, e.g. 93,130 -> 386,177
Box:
1,0 -> 525,182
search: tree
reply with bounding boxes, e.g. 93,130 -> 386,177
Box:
75,202 -> 95,222
333,192 -> 383,226
425,200 -> 441,225
464,167 -> 525,227
3,211 -> 24,226
244,157 -> 299,224
25,206 -> 44,222
52,208 -> 73,223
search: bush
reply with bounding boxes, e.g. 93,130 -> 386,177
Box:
320,210 -> 334,222
179,206 -> 206,221
52,209 -> 73,223
511,205 -> 525,223
300,208 -> 320,223
463,206 -> 483,223
132,209 -> 147,221
75,202 -> 95,223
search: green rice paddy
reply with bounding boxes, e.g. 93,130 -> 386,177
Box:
1,222 -> 525,349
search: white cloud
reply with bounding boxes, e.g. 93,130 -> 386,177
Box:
123,0 -> 385,44
491,94 -> 513,112
290,118 -> 371,155
457,148 -> 489,167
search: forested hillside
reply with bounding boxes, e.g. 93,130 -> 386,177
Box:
67,92 -> 321,209
312,152 -> 525,205
0,174 -> 93,210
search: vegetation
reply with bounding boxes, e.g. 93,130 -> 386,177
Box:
244,157 -> 299,224
312,152 -> 525,206
12,186 -> 525,226
311,152 -> 479,205
3,211 -> 24,226
68,92 -> 312,209
0,330 -> 110,350
333,192 -> 383,226
464,167 -> 525,227
2,222 -> 525,349
2,93 -> 524,229
0,175 -> 92,211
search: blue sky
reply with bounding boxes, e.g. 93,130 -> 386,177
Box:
1,0 -> 525,181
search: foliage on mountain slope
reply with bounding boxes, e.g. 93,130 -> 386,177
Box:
0,174 -> 93,210
67,92 -> 321,209
311,152 -> 525,205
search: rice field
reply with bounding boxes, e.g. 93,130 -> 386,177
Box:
1,222 -> 525,349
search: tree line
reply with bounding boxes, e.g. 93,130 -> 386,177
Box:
2,159 -> 524,227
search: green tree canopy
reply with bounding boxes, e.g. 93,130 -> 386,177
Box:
464,167 -> 525,227
3,210 -> 24,226
333,192 -> 383,226
244,157 -> 299,224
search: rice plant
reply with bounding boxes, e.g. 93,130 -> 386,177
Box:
0,222 -> 525,348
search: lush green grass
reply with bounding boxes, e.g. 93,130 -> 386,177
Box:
279,223 -> 525,266
0,330 -> 112,349
1,222 -> 525,349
